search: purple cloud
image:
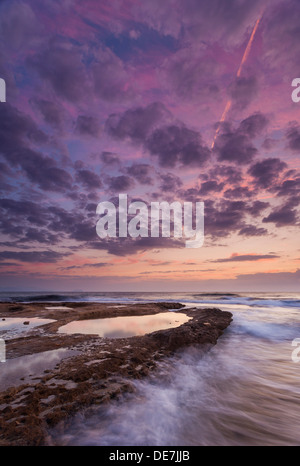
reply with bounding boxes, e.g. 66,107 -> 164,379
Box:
228,76 -> 258,110
107,175 -> 135,192
106,102 -> 171,143
0,250 -> 67,263
126,164 -> 153,185
263,202 -> 298,227
146,124 -> 210,167
248,158 -> 287,189
159,172 -> 183,192
212,253 -> 279,262
199,180 -> 224,196
75,115 -> 100,137
75,168 -> 102,190
214,113 -> 268,165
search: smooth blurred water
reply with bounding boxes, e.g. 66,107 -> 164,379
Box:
44,292 -> 300,446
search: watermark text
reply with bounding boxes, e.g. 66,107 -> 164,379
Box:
291,78 -> 300,103
0,338 -> 5,363
291,338 -> 300,363
96,194 -> 204,248
0,78 -> 6,102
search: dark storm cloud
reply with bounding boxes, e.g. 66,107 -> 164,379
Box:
106,102 -> 171,143
247,200 -> 270,216
214,128 -> 257,164
248,158 -> 287,189
0,199 -> 94,246
33,202 -> 97,243
199,180 -> 224,196
107,175 -> 135,192
262,201 -> 298,227
47,205 -> 99,243
85,202 -> 98,213
0,198 -> 49,226
205,164 -> 243,184
88,236 -> 185,257
224,186 -> 253,199
159,172 -> 182,192
47,205 -> 78,233
0,220 -> 24,239
18,149 -> 73,192
106,102 -> 210,168
0,250 -> 67,263
178,174 -> 254,203
177,187 -> 201,202
204,199 -> 245,236
0,104 -> 73,193
146,124 -> 210,168
75,169 -> 102,190
203,198 -> 270,238
238,225 -> 268,236
0,200 -> 93,249
273,177 -> 300,198
212,253 -> 279,263
214,113 -> 268,164
75,115 -> 100,137
70,221 -> 97,242
0,104 -> 47,154
22,227 -> 59,244
0,262 -> 21,267
100,152 -> 121,166
125,164 -> 153,185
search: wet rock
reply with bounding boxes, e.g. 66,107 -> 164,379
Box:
0,302 -> 232,446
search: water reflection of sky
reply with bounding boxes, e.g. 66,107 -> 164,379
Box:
58,312 -> 191,338
0,317 -> 56,339
0,348 -> 77,391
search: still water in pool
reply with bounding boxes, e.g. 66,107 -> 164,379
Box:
58,312 -> 191,338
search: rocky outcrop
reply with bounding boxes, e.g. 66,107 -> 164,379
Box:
0,303 -> 232,446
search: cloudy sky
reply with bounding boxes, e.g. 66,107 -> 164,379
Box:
0,0 -> 299,291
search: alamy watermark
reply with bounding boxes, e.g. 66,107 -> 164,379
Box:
291,338 -> 300,363
0,338 -> 5,363
291,78 -> 300,103
0,78 -> 6,102
96,194 -> 204,248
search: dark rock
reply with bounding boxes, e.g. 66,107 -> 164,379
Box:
0,303 -> 232,446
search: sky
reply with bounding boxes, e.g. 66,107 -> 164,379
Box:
0,0 -> 299,292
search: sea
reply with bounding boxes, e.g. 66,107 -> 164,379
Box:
1,291 -> 300,446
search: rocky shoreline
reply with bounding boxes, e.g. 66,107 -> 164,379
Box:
0,302 -> 232,446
